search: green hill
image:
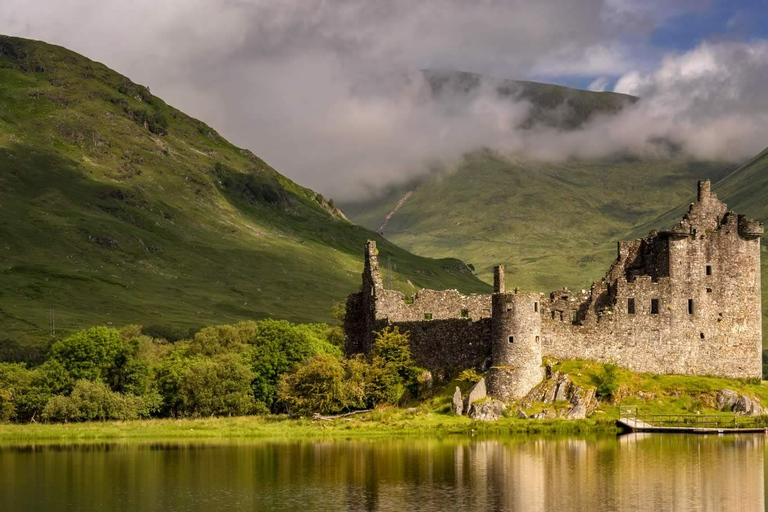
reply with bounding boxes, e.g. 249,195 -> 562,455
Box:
0,35 -> 490,353
343,150 -> 729,290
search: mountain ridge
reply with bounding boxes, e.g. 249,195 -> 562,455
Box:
0,35 -> 490,352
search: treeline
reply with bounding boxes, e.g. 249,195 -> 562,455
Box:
0,320 -> 425,423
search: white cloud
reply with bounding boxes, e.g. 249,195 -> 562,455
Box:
0,1 -> 765,199
588,76 -> 611,92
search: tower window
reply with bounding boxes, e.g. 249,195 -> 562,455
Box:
461,309 -> 469,318
700,332 -> 705,340
534,301 -> 539,312
551,311 -> 556,320
627,298 -> 635,315
706,288 -> 712,293
535,336 -> 540,343
706,264 -> 713,276
651,299 -> 659,315
508,336 -> 515,344
688,299 -> 694,315
507,305 -> 513,312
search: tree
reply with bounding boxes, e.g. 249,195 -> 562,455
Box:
177,354 -> 257,417
42,380 -> 150,422
278,353 -> 347,415
250,319 -> 339,411
49,327 -> 126,385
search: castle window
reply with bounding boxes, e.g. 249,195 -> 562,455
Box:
558,311 -> 564,321
508,336 -> 515,344
534,301 -> 539,312
551,311 -> 556,320
700,332 -> 705,340
706,264 -> 713,276
688,299 -> 695,315
535,336 -> 540,343
561,295 -> 569,300
461,309 -> 469,318
507,305 -> 513,312
706,288 -> 713,293
651,299 -> 660,315
572,311 -> 578,323
424,313 -> 432,320
627,298 -> 635,315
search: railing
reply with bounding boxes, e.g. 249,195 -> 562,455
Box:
618,405 -> 768,430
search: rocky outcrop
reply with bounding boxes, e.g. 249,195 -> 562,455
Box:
523,370 -> 597,419
463,378 -> 487,414
468,399 -> 506,421
716,389 -> 764,416
451,386 -> 463,415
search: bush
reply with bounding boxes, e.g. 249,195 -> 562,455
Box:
278,353 -> 348,415
42,380 -> 150,422
177,354 -> 257,417
595,363 -> 620,400
0,363 -> 32,422
457,369 -> 482,384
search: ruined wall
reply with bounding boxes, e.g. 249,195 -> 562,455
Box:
541,181 -> 763,379
344,241 -> 493,375
345,180 -> 763,382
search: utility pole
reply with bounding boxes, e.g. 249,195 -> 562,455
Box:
49,307 -> 55,339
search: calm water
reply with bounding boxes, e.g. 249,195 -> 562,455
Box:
0,434 -> 764,512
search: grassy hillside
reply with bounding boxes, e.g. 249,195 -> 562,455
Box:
0,35 -> 490,352
343,150 -> 728,291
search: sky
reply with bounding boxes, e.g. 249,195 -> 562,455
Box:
1,0 -> 768,199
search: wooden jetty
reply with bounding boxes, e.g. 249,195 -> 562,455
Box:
617,406 -> 768,434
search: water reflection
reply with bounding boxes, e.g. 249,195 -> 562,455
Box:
0,434 -> 763,512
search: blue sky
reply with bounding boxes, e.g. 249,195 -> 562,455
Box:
550,0 -> 768,90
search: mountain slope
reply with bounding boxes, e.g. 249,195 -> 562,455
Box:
343,150 -> 729,291
0,35 -> 490,350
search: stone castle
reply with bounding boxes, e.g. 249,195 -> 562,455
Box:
344,180 -> 764,400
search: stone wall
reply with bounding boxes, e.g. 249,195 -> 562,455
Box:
344,180 -> 763,383
541,182 -> 763,379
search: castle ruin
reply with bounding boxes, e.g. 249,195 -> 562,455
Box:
344,180 -> 764,400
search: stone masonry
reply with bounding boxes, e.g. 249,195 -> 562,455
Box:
344,180 -> 764,399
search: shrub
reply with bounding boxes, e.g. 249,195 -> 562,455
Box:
457,369 -> 482,384
177,354 -> 257,417
278,353 -> 348,415
42,380 -> 150,422
0,363 -> 32,422
595,363 -> 620,400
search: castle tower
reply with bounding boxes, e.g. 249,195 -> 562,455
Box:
486,266 -> 545,400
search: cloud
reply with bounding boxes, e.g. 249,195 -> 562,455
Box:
0,1 -> 766,199
588,76 -> 611,92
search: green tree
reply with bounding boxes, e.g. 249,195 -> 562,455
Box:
595,363 -> 620,400
177,354 -> 257,417
42,380 -> 150,422
0,363 -> 33,422
49,327 -> 126,385
278,353 -> 348,415
250,319 -> 339,411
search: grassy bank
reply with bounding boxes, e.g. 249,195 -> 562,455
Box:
0,409 -> 616,442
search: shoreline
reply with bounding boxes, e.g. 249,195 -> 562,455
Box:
0,412 -> 619,442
